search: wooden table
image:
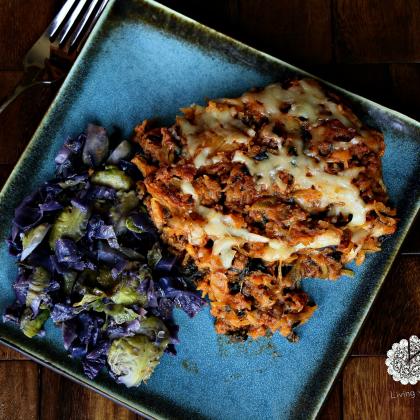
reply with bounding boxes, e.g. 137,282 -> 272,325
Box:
0,1 -> 419,419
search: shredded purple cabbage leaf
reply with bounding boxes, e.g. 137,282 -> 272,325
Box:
4,124 -> 206,385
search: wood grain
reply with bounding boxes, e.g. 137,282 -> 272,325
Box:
390,64 -> 420,122
306,62 -> 420,122
0,71 -> 58,165
0,71 -> 23,100
334,0 -> 420,63
308,63 -> 396,110
0,343 -> 29,361
159,0 -> 239,37
0,361 -> 39,419
0,164 -> 14,188
343,357 -> 420,420
352,256 -> 420,355
41,367 -> 141,420
160,0 -> 333,65
318,376 -> 342,420
0,0 -> 58,70
401,215 -> 420,255
226,0 -> 333,65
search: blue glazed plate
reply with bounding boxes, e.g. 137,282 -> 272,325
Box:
0,1 -> 419,419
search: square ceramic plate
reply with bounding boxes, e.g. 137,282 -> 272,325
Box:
0,1 -> 419,419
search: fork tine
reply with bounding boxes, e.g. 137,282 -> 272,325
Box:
75,0 -> 110,52
56,0 -> 90,46
48,0 -> 79,39
68,0 -> 100,50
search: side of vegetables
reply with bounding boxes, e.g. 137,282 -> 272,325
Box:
4,124 -> 206,386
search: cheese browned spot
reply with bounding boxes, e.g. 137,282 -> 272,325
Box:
134,78 -> 397,340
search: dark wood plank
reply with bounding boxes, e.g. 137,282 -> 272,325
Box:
416,385 -> 420,420
0,361 -> 39,419
0,343 -> 29,361
0,70 -> 59,166
159,0 -> 333,65
343,357 -> 419,419
401,214 -> 420,255
159,0 -> 239,35
334,0 -> 420,63
0,0 -> 58,69
0,164 -> 14,188
228,0 -> 333,65
0,71 -> 22,99
318,376 -> 342,420
41,367 -> 142,420
390,64 -> 420,122
308,63 -> 396,110
352,256 -> 420,355
308,63 -> 420,121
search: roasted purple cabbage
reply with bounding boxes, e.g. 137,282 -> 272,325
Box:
4,124 -> 206,386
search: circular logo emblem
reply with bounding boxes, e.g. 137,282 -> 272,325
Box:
385,335 -> 420,385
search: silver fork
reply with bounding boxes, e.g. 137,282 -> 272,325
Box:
0,0 -> 110,115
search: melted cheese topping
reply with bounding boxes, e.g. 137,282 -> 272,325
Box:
178,103 -> 252,167
174,80 -> 378,268
178,80 -> 358,169
200,205 -> 340,267
242,80 -> 352,126
181,181 -> 341,268
233,144 -> 366,226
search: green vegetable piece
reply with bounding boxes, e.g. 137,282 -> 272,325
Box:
110,190 -> 140,235
111,272 -> 148,306
137,316 -> 170,340
111,284 -> 146,306
49,205 -> 90,249
76,269 -> 98,290
26,267 -> 50,309
116,190 -> 139,214
58,178 -> 85,189
62,271 -> 78,296
90,300 -> 106,312
118,246 -> 144,261
125,217 -> 144,233
147,243 -> 162,268
20,308 -> 50,338
107,329 -> 169,387
21,223 -> 50,260
91,166 -> 133,191
103,304 -> 139,324
73,289 -> 106,307
96,268 -> 119,289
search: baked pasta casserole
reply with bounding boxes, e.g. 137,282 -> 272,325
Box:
131,79 -> 397,340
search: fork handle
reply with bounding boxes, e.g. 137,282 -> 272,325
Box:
0,80 -> 55,115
